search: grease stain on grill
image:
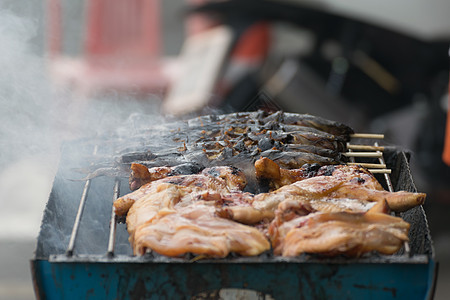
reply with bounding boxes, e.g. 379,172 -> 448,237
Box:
353,284 -> 397,298
129,278 -> 148,300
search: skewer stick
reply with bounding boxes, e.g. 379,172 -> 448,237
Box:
343,152 -> 383,158
347,162 -> 386,168
374,142 -> 394,192
347,144 -> 385,151
350,133 -> 384,139
368,169 -> 392,174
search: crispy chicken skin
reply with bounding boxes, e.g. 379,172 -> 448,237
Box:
255,157 -> 319,190
116,157 -> 424,258
269,211 -> 410,257
253,158 -> 425,212
133,200 -> 270,257
129,163 -> 171,191
126,182 -> 268,257
122,165 -> 271,257
114,165 -> 247,216
129,162 -> 205,191
226,177 -> 425,224
255,157 -> 383,191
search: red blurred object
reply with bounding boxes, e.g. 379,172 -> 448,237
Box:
443,80 -> 450,166
217,21 -> 271,96
45,0 -> 175,97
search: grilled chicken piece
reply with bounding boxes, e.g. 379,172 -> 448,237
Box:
129,162 -> 205,191
133,200 -> 270,257
226,163 -> 425,224
126,183 -> 185,244
254,158 -> 425,212
269,211 -> 410,257
122,163 -> 270,257
129,164 -> 171,191
255,157 -> 382,191
114,166 -> 247,216
255,157 -> 321,190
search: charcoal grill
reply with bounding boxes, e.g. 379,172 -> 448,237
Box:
31,112 -> 437,299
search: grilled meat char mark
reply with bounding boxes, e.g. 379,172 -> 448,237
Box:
121,166 -> 269,257
224,159 -> 426,225
266,111 -> 354,141
81,111 -> 352,180
258,150 -> 341,169
255,158 -> 426,211
191,110 -> 353,139
187,110 -> 353,141
114,165 -> 247,216
129,162 -> 205,191
255,157 -> 321,191
115,111 -> 349,184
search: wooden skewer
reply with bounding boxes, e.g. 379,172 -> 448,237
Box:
343,152 -> 383,158
368,168 -> 392,174
347,162 -> 387,168
350,133 -> 384,139
347,144 -> 385,151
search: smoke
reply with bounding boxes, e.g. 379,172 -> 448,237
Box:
0,8 -> 51,165
0,8 -> 54,240
0,6 -> 164,241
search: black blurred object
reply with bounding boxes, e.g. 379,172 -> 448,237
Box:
191,0 -> 448,116
190,0 -> 450,188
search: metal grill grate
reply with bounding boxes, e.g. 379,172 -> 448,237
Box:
62,134 -> 415,259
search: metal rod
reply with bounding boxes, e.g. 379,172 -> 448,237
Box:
374,142 -> 394,193
107,179 -> 120,257
374,142 -> 410,256
66,147 -> 98,256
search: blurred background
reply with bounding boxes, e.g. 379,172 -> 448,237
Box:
0,0 -> 449,298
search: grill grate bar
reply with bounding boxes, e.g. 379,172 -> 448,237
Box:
107,179 -> 120,257
347,139 -> 410,256
103,137 -> 411,259
375,141 -> 410,256
66,147 -> 98,256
